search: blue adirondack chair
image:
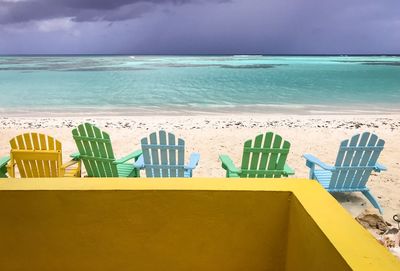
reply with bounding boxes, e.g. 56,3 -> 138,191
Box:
134,131 -> 200,177
303,132 -> 387,214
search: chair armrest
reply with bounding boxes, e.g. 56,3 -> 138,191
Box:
184,153 -> 200,170
374,162 -> 387,172
303,154 -> 335,171
284,163 -> 295,175
61,159 -> 80,170
69,152 -> 81,160
0,156 -> 10,168
219,155 -> 240,174
133,155 -> 144,169
114,150 -> 142,164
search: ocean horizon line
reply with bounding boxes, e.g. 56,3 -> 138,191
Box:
2,54 -> 400,57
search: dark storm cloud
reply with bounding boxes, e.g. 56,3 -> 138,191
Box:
0,0 -> 399,54
0,0 -> 202,23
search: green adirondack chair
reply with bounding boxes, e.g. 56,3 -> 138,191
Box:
72,123 -> 142,177
0,156 -> 10,178
219,132 -> 295,178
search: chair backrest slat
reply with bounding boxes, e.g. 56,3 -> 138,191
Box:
85,123 -> 107,177
332,134 -> 360,189
177,139 -> 185,177
75,124 -> 96,176
357,136 -> 384,188
346,133 -> 371,189
159,131 -> 169,177
275,140 -> 291,177
141,137 -> 153,177
248,134 -> 263,178
14,135 -> 27,177
93,126 -> 114,177
141,131 -> 185,177
39,133 -> 51,176
330,132 -> 384,190
168,133 -> 177,177
22,133 -> 35,177
258,132 -> 273,178
268,134 -> 283,178
240,140 -> 252,177
72,123 -> 118,177
9,133 -> 62,178
48,135 -> 60,177
30,133 -> 42,177
240,132 -> 291,178
149,132 -> 160,177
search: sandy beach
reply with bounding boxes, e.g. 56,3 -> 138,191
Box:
1,113 -> 399,223
1,112 -> 400,260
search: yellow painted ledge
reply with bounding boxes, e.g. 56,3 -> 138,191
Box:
0,178 -> 398,271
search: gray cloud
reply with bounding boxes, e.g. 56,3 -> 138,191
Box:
0,0 -> 399,54
0,0 -> 201,24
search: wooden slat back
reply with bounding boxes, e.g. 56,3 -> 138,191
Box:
9,133 -> 62,177
248,134 -> 263,178
275,140 -> 291,177
72,123 -> 118,177
240,132 -> 290,178
141,131 -> 185,177
346,133 -> 370,189
357,138 -> 384,188
259,132 -> 273,178
159,131 -> 169,177
330,132 -> 384,190
177,139 -> 185,177
240,139 -> 252,177
168,133 -> 177,177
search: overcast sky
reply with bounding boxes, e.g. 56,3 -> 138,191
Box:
0,0 -> 399,54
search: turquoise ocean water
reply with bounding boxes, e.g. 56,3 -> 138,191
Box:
0,55 -> 399,114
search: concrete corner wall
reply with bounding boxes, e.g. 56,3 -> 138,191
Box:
0,178 -> 398,271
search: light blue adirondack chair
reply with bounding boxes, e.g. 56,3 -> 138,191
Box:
134,131 -> 200,177
303,132 -> 386,213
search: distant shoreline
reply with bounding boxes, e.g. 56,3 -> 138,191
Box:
1,104 -> 400,117
1,54 -> 400,57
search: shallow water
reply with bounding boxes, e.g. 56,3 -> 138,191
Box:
0,55 -> 399,114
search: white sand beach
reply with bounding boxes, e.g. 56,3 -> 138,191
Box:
1,113 -> 399,256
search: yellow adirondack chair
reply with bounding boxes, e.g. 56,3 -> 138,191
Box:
7,133 -> 81,178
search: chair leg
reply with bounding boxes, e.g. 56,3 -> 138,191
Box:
184,169 -> 192,178
0,167 -> 7,178
361,190 -> 383,214
305,162 -> 315,180
128,168 -> 140,177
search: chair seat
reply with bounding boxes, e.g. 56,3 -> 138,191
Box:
314,170 -> 332,188
314,170 -> 369,192
63,167 -> 81,177
117,164 -> 137,177
142,168 -> 192,178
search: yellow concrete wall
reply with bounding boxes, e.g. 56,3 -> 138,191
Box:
285,195 -> 351,271
0,178 -> 398,271
0,184 -> 290,270
288,181 -> 400,271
